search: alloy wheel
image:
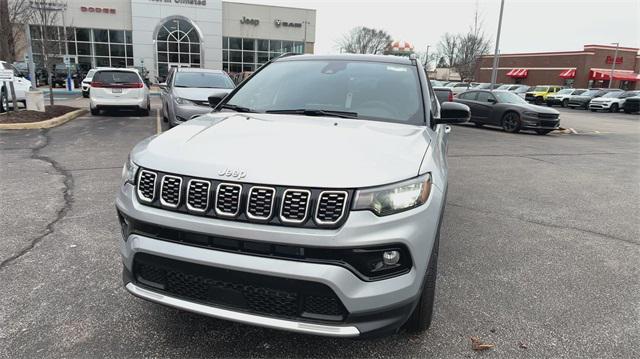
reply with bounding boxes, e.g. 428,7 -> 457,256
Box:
502,113 -> 521,133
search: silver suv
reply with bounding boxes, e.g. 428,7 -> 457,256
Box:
116,54 -> 470,337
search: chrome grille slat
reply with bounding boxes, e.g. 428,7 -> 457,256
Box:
160,175 -> 182,208
215,183 -> 242,217
280,189 -> 311,223
315,191 -> 348,225
137,170 -> 157,202
186,179 -> 211,212
247,186 -> 276,220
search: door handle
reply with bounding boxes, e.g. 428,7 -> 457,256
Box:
444,125 -> 452,134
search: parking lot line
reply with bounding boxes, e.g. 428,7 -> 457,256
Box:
156,109 -> 161,134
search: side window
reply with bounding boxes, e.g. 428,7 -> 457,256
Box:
476,92 -> 495,103
459,91 -> 477,100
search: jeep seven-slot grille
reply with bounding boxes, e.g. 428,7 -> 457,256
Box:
315,191 -> 348,224
187,180 -> 210,212
133,253 -> 347,321
247,187 -> 275,219
134,169 -> 351,228
281,190 -> 311,223
215,183 -> 242,216
137,170 -> 157,202
160,175 -> 182,207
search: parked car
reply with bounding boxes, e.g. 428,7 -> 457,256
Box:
589,90 -> 640,112
81,69 -> 97,98
513,85 -> 533,99
567,88 -> 623,109
116,54 -> 471,338
455,89 -> 560,135
546,88 -> 587,108
89,68 -> 150,116
622,96 -> 640,114
160,68 -> 235,127
525,85 -> 563,105
0,60 -> 32,112
433,86 -> 453,104
449,82 -> 474,96
473,83 -> 502,90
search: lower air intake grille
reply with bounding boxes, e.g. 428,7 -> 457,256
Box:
186,180 -> 210,212
280,189 -> 310,223
315,191 -> 348,224
215,183 -> 242,216
137,170 -> 157,202
160,175 -> 182,207
133,253 -> 347,321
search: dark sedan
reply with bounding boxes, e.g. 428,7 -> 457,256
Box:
454,90 -> 560,135
567,88 -> 623,109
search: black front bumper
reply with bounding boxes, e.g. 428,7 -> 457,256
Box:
122,255 -> 418,338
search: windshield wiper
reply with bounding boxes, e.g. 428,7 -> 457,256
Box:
220,103 -> 257,113
265,109 -> 358,119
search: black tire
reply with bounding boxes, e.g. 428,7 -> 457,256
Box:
562,99 -> 568,108
0,89 -> 7,113
546,102 -> 553,107
82,91 -> 89,98
535,97 -> 543,105
536,129 -> 553,135
404,232 -> 439,333
502,112 -> 522,133
609,104 -> 619,113
90,107 -> 99,116
20,100 -> 27,108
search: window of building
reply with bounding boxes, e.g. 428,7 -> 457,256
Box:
222,37 -> 305,74
155,18 -> 202,82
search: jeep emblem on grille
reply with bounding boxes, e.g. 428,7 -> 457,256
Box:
218,168 -> 247,179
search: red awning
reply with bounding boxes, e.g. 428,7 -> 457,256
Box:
506,68 -> 528,78
559,69 -> 576,79
589,69 -> 640,81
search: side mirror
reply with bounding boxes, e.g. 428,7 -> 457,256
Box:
437,102 -> 470,124
158,83 -> 167,90
208,94 -> 226,108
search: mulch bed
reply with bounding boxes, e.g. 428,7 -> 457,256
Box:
0,105 -> 79,124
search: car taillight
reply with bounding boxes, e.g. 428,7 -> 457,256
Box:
448,92 -> 453,102
91,81 -> 104,88
121,82 -> 144,88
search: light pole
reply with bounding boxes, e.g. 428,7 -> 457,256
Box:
609,42 -> 619,89
424,44 -> 431,70
490,0 -> 505,90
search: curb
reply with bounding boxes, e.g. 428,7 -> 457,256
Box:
0,109 -> 88,130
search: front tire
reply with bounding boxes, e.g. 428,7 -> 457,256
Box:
562,99 -> 568,108
404,231 -> 439,333
0,89 -> 7,113
90,106 -> 99,116
610,104 -> 619,113
502,112 -> 522,133
535,97 -> 544,105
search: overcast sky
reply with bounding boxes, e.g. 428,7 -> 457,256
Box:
230,0 -> 639,55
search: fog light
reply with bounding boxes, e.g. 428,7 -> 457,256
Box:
383,250 -> 400,265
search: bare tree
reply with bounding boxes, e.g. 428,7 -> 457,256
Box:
453,5 -> 491,81
436,33 -> 458,68
0,0 -> 10,59
7,0 -> 34,60
28,0 -> 67,105
338,26 -> 392,55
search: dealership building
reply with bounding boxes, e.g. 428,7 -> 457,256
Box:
17,0 -> 316,81
475,44 -> 640,90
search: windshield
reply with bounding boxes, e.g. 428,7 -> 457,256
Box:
494,91 -> 528,104
532,86 -> 549,92
225,60 -> 425,125
601,91 -> 622,98
496,85 -> 511,90
93,71 -> 140,84
174,72 -> 234,89
581,90 -> 601,97
557,89 -> 573,95
621,91 -> 640,98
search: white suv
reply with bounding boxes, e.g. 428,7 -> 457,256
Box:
0,60 -> 32,112
89,68 -> 150,116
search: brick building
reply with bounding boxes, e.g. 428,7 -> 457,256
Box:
475,44 -> 640,90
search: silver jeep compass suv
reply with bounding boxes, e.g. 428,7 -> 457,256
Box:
116,54 -> 470,337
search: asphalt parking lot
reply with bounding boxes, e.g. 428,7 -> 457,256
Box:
1,99 -> 639,358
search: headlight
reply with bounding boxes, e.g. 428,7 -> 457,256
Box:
353,173 -> 432,216
523,111 -> 539,117
175,97 -> 195,105
121,155 -> 139,185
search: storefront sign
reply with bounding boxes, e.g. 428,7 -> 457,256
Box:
81,6 -> 116,14
149,0 -> 207,5
606,56 -> 623,65
274,19 -> 302,28
240,16 -> 259,26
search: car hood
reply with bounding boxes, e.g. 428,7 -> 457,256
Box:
173,87 -> 233,101
132,113 -> 431,188
590,98 -> 614,103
